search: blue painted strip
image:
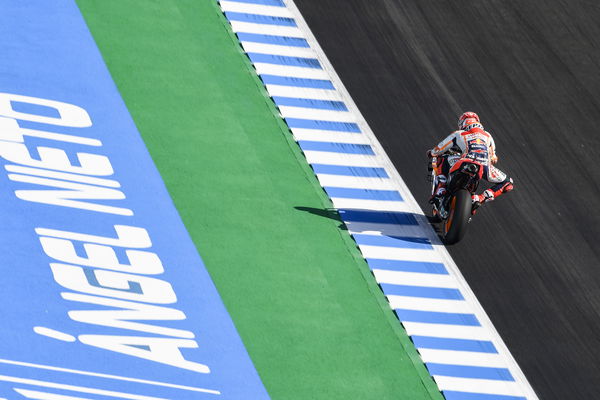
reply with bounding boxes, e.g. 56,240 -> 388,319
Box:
395,309 -> 481,326
298,141 -> 374,155
443,391 -> 527,400
223,0 -> 285,6
248,53 -> 321,68
380,283 -> 464,300
12,101 -> 61,118
272,96 -> 348,111
412,336 -> 498,353
0,1 -> 269,398
338,209 -> 416,225
286,118 -> 360,132
260,74 -> 335,89
311,164 -> 389,178
324,187 -> 402,201
367,258 -> 448,274
225,12 -> 296,27
237,32 -> 309,47
426,363 -> 514,381
353,234 -> 432,249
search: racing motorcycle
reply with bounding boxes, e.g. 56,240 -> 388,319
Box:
428,152 -> 484,245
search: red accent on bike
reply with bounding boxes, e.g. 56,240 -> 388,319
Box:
449,158 -> 485,179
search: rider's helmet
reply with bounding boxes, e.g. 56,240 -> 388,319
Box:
464,122 -> 484,131
458,111 -> 480,130
466,123 -> 485,133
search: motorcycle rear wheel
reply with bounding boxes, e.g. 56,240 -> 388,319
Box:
442,189 -> 472,245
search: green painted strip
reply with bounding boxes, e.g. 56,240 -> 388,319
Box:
75,1 -> 443,399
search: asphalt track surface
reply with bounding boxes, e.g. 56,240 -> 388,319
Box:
294,0 -> 600,398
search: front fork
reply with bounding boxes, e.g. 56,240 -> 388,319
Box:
436,195 -> 450,219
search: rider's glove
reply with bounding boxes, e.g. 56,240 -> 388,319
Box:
426,149 -> 433,158
491,155 -> 498,164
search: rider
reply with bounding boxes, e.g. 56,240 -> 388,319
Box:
428,112 -> 513,210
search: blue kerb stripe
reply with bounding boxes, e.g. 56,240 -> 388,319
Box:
367,259 -> 448,274
380,283 -> 463,300
353,234 -> 432,250
298,141 -> 374,155
311,164 -> 389,178
223,0 -> 285,6
237,32 -> 309,47
426,363 -> 514,381
248,53 -> 320,68
260,74 -> 334,89
339,209 -> 416,225
412,336 -> 498,353
272,96 -> 348,111
225,12 -> 296,27
286,118 -> 360,132
324,187 -> 402,201
395,309 -> 481,326
443,391 -> 527,400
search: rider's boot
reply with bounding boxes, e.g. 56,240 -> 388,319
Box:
429,175 -> 447,207
471,189 -> 494,214
430,186 -> 447,217
473,189 -> 495,203
473,179 -> 514,212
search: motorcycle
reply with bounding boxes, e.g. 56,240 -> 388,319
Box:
428,152 -> 484,245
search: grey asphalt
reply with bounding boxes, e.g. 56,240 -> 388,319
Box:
294,0 -> 600,398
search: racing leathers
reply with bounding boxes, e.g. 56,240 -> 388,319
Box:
429,124 -> 513,206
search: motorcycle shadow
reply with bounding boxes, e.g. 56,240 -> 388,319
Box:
427,218 -> 448,243
296,206 -> 441,244
294,206 -> 348,231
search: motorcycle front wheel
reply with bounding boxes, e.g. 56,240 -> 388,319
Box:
442,189 -> 472,245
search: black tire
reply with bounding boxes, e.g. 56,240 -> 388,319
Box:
442,189 -> 472,245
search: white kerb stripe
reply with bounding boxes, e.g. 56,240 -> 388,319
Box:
265,85 -> 341,101
433,376 -> 525,397
418,349 -> 508,369
302,152 -> 381,167
357,245 -> 443,263
219,1 -> 293,17
402,322 -> 492,341
346,222 -> 423,237
334,198 -> 412,212
241,42 -> 315,58
386,295 -> 473,314
253,63 -> 329,79
291,129 -> 372,144
228,21 -> 305,38
315,174 -> 397,190
278,106 -> 357,122
372,269 -> 459,288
